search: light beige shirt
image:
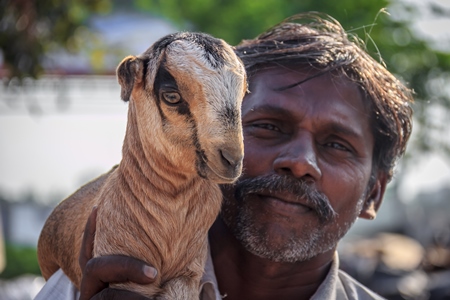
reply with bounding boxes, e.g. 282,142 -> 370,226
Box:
199,250 -> 385,300
34,250 -> 385,300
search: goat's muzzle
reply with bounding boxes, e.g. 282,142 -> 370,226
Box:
204,143 -> 243,184
220,148 -> 243,178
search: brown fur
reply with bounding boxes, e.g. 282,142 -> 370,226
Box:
37,32 -> 247,299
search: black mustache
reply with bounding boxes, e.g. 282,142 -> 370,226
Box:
234,174 -> 337,224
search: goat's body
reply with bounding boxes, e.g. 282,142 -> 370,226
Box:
39,164 -> 221,297
38,168 -> 113,285
38,32 -> 246,299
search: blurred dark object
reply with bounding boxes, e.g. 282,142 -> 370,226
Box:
340,233 -> 450,300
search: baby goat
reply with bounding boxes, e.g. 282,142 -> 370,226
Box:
37,32 -> 247,299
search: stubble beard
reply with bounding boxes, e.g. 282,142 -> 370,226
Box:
221,174 -> 365,263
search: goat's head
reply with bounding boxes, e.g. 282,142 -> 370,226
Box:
116,32 -> 247,183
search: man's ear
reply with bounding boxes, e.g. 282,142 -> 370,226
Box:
359,172 -> 388,220
116,56 -> 144,102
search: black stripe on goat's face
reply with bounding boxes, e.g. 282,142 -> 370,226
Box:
153,61 -> 190,116
152,32 -> 226,69
219,105 -> 240,131
153,61 -> 209,179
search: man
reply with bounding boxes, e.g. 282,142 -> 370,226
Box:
35,12 -> 413,300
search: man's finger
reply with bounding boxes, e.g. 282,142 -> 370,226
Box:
79,255 -> 157,300
79,206 -> 98,272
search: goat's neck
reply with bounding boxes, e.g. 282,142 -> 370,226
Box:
118,105 -> 195,196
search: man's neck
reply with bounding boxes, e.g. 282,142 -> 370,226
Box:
208,217 -> 335,300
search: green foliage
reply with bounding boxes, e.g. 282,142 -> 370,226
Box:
0,0 -> 112,80
133,0 -> 390,45
0,244 -> 41,279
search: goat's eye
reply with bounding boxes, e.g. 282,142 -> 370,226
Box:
162,92 -> 181,104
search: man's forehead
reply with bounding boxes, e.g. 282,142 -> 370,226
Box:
244,67 -> 371,125
249,65 -> 360,95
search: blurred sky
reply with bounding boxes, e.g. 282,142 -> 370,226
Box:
1,1 -> 450,205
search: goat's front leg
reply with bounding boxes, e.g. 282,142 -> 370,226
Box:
156,275 -> 201,300
156,242 -> 208,300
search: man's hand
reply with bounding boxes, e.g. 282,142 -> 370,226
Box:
79,207 -> 158,300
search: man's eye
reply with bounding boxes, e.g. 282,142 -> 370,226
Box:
325,142 -> 350,152
252,123 -> 279,131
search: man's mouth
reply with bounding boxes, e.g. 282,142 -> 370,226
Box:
257,192 -> 313,215
234,174 -> 337,224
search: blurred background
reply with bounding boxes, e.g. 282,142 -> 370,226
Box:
1,0 -> 450,299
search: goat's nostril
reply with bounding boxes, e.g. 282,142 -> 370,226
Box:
220,149 -> 233,166
220,149 -> 241,167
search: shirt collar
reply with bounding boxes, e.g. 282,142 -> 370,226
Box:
199,244 -> 340,300
310,252 -> 340,299
200,242 -> 225,300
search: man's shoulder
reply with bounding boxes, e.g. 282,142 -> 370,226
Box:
337,269 -> 386,300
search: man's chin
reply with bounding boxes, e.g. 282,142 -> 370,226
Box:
232,218 -> 310,263
245,231 -> 343,264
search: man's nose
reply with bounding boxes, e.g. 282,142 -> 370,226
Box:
273,132 -> 322,181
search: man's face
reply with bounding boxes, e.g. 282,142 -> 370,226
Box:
221,66 -> 381,263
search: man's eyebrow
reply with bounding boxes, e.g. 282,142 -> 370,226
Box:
248,104 -> 292,116
324,122 -> 364,139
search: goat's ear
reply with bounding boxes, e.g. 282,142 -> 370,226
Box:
116,56 -> 144,102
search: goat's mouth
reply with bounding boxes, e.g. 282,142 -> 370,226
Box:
206,162 -> 242,183
195,147 -> 243,183
197,156 -> 242,184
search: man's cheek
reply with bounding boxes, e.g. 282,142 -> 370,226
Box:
243,152 -> 271,176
